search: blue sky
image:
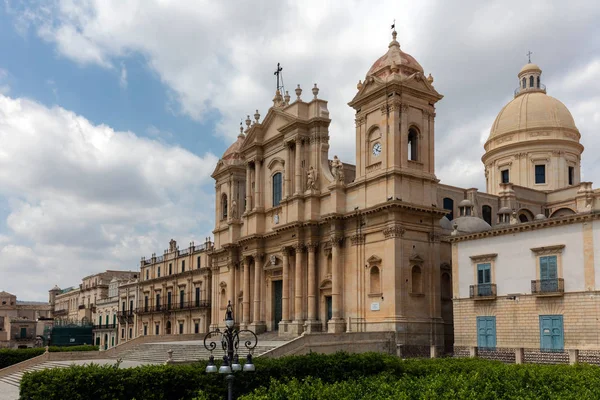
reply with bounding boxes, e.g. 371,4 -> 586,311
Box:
0,1 -> 599,300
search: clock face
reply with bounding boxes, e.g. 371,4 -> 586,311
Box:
372,143 -> 382,157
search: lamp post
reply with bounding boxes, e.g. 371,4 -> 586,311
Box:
204,301 -> 257,400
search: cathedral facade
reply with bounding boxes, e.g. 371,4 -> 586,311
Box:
210,30 -> 453,349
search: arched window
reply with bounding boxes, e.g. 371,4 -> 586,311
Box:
272,172 -> 282,206
221,194 -> 228,219
411,265 -> 422,294
519,214 -> 529,223
536,76 -> 540,88
482,205 -> 492,226
370,266 -> 381,294
529,76 -> 534,88
441,272 -> 452,300
408,128 -> 419,161
522,77 -> 526,88
443,198 -> 454,221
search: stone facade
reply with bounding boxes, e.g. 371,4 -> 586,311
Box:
208,31 -> 452,349
136,239 -> 212,337
0,291 -> 52,349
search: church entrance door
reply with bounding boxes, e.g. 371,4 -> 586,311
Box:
273,280 -> 282,330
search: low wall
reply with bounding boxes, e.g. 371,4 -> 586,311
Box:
104,333 -> 209,358
260,332 -> 395,358
455,346 -> 600,366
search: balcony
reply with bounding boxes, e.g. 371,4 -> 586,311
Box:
531,279 -> 564,296
469,284 -> 497,300
117,311 -> 135,324
135,300 -> 211,315
93,324 -> 117,330
13,334 -> 35,341
53,309 -> 68,316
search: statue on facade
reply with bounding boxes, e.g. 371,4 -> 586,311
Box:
231,200 -> 238,219
331,155 -> 344,182
307,166 -> 318,190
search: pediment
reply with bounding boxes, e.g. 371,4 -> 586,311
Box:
267,157 -> 285,170
409,253 -> 424,264
367,255 -> 382,265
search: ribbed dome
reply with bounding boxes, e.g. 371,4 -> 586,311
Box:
366,31 -> 423,79
220,134 -> 245,165
489,92 -> 578,139
452,216 -> 492,234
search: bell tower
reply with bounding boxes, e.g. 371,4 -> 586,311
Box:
348,30 -> 443,207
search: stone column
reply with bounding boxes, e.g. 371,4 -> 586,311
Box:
245,163 -> 252,212
253,161 -> 260,211
279,247 -> 290,335
294,140 -> 302,195
329,236 -> 346,333
250,257 -> 266,334
290,244 -> 305,335
304,242 -> 320,333
242,257 -> 250,328
228,264 -> 235,318
284,142 -> 291,198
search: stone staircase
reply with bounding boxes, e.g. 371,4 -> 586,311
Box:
0,361 -> 74,388
114,338 -> 283,364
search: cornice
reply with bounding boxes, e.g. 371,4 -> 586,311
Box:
448,212 -> 599,243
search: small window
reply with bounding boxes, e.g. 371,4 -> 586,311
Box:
195,322 -> 199,334
144,296 -> 149,312
197,256 -> 201,269
221,194 -> 228,219
167,292 -> 172,310
273,172 -> 282,207
129,300 -> 133,311
169,263 -> 172,275
122,301 -> 126,312
179,323 -> 184,334
482,205 -> 492,226
179,290 -> 185,308
121,329 -> 125,339
145,270 -> 149,280
181,260 -> 185,272
144,325 -> 148,336
408,128 -> 419,161
155,324 -> 160,335
156,294 -> 161,310
411,266 -> 422,294
529,76 -> 534,88
535,165 -> 546,184
522,77 -> 526,88
568,166 -> 574,185
129,328 -> 132,339
157,266 -> 161,278
501,169 -> 509,184
443,198 -> 454,221
537,76 -> 540,88
195,287 -> 201,307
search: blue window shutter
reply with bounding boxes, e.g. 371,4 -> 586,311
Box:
273,173 -> 282,206
477,263 -> 491,284
540,315 -> 564,351
548,256 -> 557,279
477,316 -> 496,349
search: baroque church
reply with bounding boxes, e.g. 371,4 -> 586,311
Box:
210,29 -> 453,349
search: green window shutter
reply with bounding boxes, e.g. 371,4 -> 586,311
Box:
540,315 -> 564,351
477,263 -> 491,284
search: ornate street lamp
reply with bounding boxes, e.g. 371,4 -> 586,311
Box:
204,301 -> 257,400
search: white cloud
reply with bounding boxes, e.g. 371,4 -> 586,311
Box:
119,63 -> 127,88
0,93 -> 218,300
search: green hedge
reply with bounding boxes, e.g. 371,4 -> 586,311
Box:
19,353 -> 600,400
0,345 -> 99,369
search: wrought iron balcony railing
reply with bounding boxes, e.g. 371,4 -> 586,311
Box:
93,324 -> 117,330
135,300 -> 211,314
531,278 -> 564,296
469,284 -> 497,300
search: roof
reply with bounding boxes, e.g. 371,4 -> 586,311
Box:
366,31 -> 423,79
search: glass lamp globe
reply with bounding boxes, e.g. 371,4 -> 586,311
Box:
231,354 -> 242,372
205,355 -> 217,373
243,354 -> 255,372
219,355 -> 232,374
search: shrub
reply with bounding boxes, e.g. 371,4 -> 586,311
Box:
19,352 -> 600,400
0,348 -> 45,369
0,345 -> 99,369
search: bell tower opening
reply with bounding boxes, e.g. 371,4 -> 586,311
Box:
408,127 -> 419,161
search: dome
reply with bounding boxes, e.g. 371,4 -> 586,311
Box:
439,216 -> 453,231
452,216 -> 492,234
366,31 -> 423,79
220,133 -> 245,165
534,214 -> 547,220
498,207 -> 512,214
51,285 -> 61,291
458,199 -> 473,207
488,92 -> 578,139
519,63 -> 541,75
